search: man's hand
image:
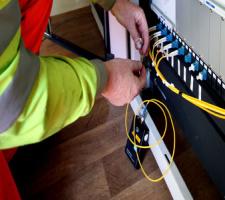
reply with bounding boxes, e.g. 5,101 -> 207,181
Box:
111,0 -> 149,54
102,59 -> 146,106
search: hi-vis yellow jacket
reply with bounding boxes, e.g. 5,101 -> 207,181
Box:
0,0 -> 115,149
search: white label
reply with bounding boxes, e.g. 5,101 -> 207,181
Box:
171,57 -> 174,68
190,76 -> 194,91
178,60 -> 181,76
183,67 -> 186,82
198,85 -> 202,100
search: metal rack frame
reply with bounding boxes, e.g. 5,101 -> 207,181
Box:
44,11 -> 114,61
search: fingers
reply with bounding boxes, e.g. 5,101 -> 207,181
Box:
129,66 -> 146,101
135,38 -> 144,50
101,58 -> 146,106
129,24 -> 142,50
129,9 -> 149,55
137,14 -> 149,54
130,60 -> 142,72
134,67 -> 146,93
135,9 -> 149,54
138,67 -> 147,88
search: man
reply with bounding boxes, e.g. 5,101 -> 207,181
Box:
0,0 -> 149,198
0,0 -> 149,148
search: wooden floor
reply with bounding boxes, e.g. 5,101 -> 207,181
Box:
10,6 -> 221,200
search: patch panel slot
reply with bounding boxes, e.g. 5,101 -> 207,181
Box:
155,19 -> 225,103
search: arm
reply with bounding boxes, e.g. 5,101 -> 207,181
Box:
0,35 -> 106,149
0,0 -> 146,149
0,33 -> 145,149
0,51 -> 145,150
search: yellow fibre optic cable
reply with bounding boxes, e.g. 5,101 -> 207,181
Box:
131,99 -> 176,183
152,51 -> 225,119
154,50 -> 162,64
182,94 -> 225,115
183,96 -> 225,119
151,41 -> 159,59
125,99 -> 168,149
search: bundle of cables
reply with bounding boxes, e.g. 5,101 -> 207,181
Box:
124,25 -> 225,184
124,27 -> 179,183
149,27 -> 225,120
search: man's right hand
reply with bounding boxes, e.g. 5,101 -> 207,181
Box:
102,58 -> 146,106
111,0 -> 149,54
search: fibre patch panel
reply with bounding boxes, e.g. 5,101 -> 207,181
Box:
150,21 -> 225,105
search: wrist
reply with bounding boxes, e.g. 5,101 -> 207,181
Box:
101,61 -> 110,95
90,59 -> 108,95
111,0 -> 128,15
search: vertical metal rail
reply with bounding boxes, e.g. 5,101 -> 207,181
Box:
130,95 -> 193,200
103,11 -> 114,60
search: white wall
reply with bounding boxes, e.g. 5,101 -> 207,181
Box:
51,0 -> 90,16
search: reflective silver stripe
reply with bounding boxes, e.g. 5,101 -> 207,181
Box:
0,0 -> 39,133
0,0 -> 21,55
0,42 -> 40,133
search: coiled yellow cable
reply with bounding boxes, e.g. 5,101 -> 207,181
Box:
125,100 -> 168,149
126,34 -> 224,184
125,99 -> 176,182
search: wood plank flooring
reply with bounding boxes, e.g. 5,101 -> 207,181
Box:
10,6 -> 222,200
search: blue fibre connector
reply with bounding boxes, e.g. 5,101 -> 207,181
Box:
172,40 -> 179,49
197,69 -> 207,81
193,61 -> 200,71
178,47 -> 186,55
166,34 -> 173,42
156,23 -> 163,30
184,53 -> 193,63
189,60 -> 200,72
161,27 -> 168,36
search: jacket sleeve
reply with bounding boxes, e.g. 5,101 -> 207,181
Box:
92,0 -> 116,10
0,0 -> 109,150
0,51 -> 107,149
